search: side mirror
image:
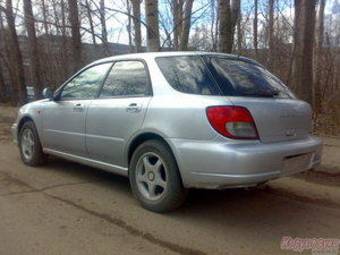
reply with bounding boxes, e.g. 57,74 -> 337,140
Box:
42,88 -> 53,99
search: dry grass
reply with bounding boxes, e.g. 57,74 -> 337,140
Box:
314,92 -> 340,137
314,112 -> 340,137
0,105 -> 18,142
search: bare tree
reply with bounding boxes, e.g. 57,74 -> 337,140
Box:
0,63 -> 5,101
4,0 -> 27,104
0,61 -> 4,102
131,0 -> 142,52
314,0 -> 327,112
218,0 -> 241,53
145,0 -> 160,51
41,0 -> 49,35
67,0 -> 82,71
100,0 -> 108,43
236,5 -> 242,52
59,0 -> 70,77
85,0 -> 97,45
253,0 -> 258,54
24,0 -> 43,99
268,0 -> 275,68
291,0 -> 317,105
126,0 -> 133,52
61,0 -> 67,39
0,10 -> 6,102
171,0 -> 183,49
179,0 -> 194,50
210,0 -> 218,51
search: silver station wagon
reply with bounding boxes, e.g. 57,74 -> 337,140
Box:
12,52 -> 322,212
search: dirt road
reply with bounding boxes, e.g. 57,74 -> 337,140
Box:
1,140 -> 340,255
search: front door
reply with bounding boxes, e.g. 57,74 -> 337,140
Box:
42,62 -> 113,156
42,100 -> 89,156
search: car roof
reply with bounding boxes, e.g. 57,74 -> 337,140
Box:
92,51 -> 263,67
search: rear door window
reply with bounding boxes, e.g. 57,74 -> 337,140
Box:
156,56 -> 220,95
99,60 -> 150,98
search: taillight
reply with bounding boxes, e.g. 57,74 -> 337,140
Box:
206,106 -> 259,139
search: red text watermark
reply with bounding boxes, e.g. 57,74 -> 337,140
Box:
281,236 -> 340,254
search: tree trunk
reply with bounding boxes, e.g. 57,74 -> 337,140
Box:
210,0 -> 217,51
214,0 -> 219,51
24,0 -> 43,99
100,0 -> 108,43
126,0 -> 133,52
171,0 -> 183,50
0,63 -> 5,102
179,0 -> 194,50
5,0 -> 27,105
237,7 -> 242,52
41,0 -> 49,35
219,0 -> 240,53
253,0 -> 258,54
0,11 -> 5,102
61,0 -> 67,38
313,0 -> 326,112
291,0 -> 317,106
85,0 -> 97,45
145,0 -> 160,51
268,0 -> 275,68
60,0 -> 69,77
131,0 -> 142,52
67,0 -> 82,72
219,0 -> 231,52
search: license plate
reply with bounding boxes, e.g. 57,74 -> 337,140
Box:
282,153 -> 312,176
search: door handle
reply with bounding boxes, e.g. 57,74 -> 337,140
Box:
73,103 -> 84,112
126,103 -> 142,113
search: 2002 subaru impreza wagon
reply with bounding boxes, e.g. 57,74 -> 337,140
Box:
12,52 -> 322,212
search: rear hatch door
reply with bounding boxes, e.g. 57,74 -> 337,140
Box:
229,97 -> 312,143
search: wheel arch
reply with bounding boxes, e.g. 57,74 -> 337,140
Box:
126,131 -> 183,175
17,115 -> 34,136
127,132 -> 169,165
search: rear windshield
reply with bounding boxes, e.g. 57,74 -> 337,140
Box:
156,55 -> 294,98
156,56 -> 220,95
209,57 -> 294,98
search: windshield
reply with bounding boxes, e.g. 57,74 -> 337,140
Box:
209,57 -> 295,98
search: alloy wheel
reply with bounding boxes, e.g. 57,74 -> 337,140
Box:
135,152 -> 168,201
21,128 -> 35,161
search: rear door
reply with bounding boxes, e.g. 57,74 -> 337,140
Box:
86,60 -> 152,166
42,63 -> 113,156
208,57 -> 312,143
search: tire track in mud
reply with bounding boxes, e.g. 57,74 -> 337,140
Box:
294,169 -> 340,187
47,194 -> 206,255
2,169 -> 340,255
261,185 -> 340,210
0,170 -> 206,255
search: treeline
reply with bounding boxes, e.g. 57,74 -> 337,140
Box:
0,0 -> 339,123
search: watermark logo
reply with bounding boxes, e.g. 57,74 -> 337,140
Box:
281,236 -> 340,255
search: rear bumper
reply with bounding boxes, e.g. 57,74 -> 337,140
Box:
168,136 -> 322,189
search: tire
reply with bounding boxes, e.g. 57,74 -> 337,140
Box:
19,121 -> 46,166
129,140 -> 187,213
